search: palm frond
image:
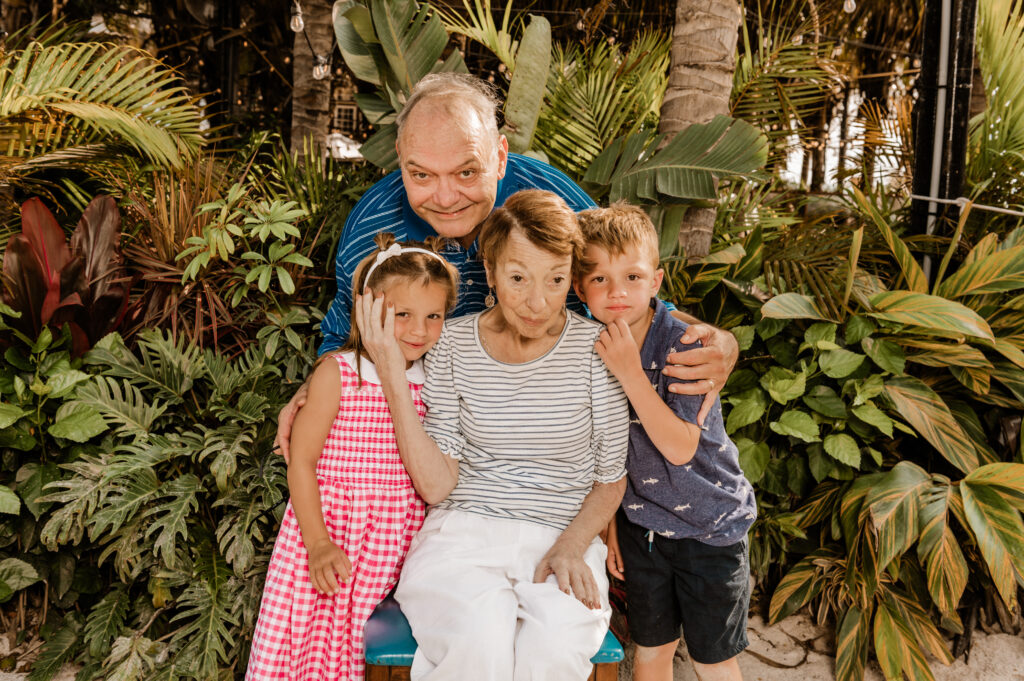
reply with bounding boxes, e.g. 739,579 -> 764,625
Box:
0,41 -> 203,185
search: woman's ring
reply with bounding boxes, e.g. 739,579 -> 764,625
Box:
707,378 -> 716,391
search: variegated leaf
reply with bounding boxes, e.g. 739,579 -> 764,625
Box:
896,338 -> 993,368
937,244 -> 1024,298
990,361 -> 1024,405
950,365 -> 991,394
869,291 -> 995,341
761,292 -> 835,322
768,548 -> 830,623
851,187 -> 928,293
794,480 -> 845,529
836,605 -> 871,681
989,337 -> 1024,369
961,475 -> 1024,613
884,590 -> 955,664
873,600 -> 936,681
866,462 -> 929,571
883,377 -> 980,474
962,463 -> 1024,512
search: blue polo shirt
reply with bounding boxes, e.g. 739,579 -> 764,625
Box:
621,299 -> 757,546
319,153 -> 596,354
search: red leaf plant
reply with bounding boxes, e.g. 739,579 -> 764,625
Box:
1,196 -> 130,354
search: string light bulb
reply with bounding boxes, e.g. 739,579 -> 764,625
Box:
312,54 -> 330,80
843,0 -> 856,13
290,1 -> 305,32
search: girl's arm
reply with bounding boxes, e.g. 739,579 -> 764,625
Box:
597,318 -> 701,464
354,292 -> 459,504
288,358 -> 351,595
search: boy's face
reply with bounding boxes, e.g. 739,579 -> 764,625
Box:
575,243 -> 664,328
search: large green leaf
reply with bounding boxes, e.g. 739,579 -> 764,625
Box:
868,291 -> 995,341
836,605 -> 871,681
761,292 -> 835,321
768,548 -> 831,622
851,187 -> 928,293
84,587 -> 129,659
144,474 -> 202,567
937,245 -> 1024,297
333,1 -> 383,85
500,14 -> 550,153
872,600 -> 936,681
372,0 -> 449,91
581,115 -> 767,203
770,409 -> 820,442
866,462 -> 929,571
0,486 -> 19,515
883,377 -> 980,474
961,467 -> 1024,612
917,477 -> 967,625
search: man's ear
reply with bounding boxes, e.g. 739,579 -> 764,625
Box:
496,135 -> 509,178
651,268 -> 665,297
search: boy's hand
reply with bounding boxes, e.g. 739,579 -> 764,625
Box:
605,520 -> 624,580
307,539 -> 351,596
595,319 -> 644,386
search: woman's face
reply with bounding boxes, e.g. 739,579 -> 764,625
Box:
486,228 -> 572,339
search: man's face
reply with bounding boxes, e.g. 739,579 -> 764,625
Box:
397,102 -> 508,246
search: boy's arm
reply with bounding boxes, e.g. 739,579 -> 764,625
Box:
595,319 -> 702,466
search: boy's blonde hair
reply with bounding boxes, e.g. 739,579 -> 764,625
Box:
576,203 -> 660,276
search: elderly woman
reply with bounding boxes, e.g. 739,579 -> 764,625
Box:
357,189 -> 628,680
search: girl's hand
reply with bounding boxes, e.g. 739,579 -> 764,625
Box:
354,287 -> 407,379
595,319 -> 644,386
605,519 -> 624,580
307,538 -> 351,596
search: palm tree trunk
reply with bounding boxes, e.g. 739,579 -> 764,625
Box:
659,0 -> 742,262
290,0 -> 334,157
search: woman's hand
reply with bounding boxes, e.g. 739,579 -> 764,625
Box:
354,288 -> 407,381
663,323 -> 738,425
533,537 -> 602,610
307,538 -> 351,596
594,319 -> 644,387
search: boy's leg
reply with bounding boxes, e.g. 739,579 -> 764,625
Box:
672,536 -> 750,681
692,656 -> 742,681
633,640 -> 678,681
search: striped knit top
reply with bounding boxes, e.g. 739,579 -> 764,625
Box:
319,153 -> 596,354
422,311 -> 629,531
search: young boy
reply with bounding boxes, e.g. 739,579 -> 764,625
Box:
575,204 -> 757,681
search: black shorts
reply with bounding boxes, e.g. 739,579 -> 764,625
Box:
616,510 -> 750,664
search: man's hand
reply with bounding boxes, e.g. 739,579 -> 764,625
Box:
307,538 -> 351,596
534,538 -> 601,610
663,323 -> 738,426
274,383 -> 309,464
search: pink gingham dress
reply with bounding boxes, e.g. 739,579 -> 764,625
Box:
246,353 -> 427,681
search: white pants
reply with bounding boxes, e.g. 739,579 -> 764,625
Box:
395,509 -> 611,681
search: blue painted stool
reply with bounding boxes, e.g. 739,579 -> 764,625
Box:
365,596 -> 624,681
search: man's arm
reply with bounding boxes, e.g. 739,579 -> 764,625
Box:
664,310 -> 739,426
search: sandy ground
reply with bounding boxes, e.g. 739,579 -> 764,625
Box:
617,613 -> 1024,681
3,613 -> 1023,680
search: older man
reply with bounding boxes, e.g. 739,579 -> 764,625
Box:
275,73 -> 737,458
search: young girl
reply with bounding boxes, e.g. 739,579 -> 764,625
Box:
246,234 -> 459,681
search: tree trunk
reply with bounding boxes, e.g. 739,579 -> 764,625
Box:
290,0 -> 334,157
659,0 -> 742,262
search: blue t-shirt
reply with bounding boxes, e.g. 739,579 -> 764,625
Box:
621,299 -> 757,546
319,153 -> 597,354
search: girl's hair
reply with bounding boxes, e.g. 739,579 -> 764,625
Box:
341,233 -> 459,376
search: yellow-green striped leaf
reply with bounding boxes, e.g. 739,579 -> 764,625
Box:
883,377 -> 980,474
961,473 -> 1024,612
835,605 -> 871,681
917,478 -> 967,624
950,365 -> 991,394
851,187 -> 928,293
872,600 -> 936,681
867,462 -> 930,571
884,590 -> 955,664
768,548 -> 832,623
761,292 -> 834,321
991,361 -> 1024,405
963,463 -> 1024,512
869,292 -> 995,341
937,245 -> 1024,298
990,337 -> 1024,369
896,338 -> 993,368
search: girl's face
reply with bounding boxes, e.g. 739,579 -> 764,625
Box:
382,278 -> 448,367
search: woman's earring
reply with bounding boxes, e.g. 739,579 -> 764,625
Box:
484,288 -> 496,308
